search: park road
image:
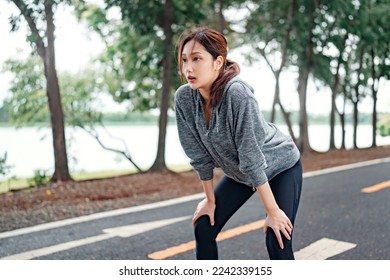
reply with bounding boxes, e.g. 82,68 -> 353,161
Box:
0,158 -> 389,260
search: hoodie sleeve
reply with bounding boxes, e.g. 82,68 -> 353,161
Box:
175,93 -> 215,181
234,94 -> 268,187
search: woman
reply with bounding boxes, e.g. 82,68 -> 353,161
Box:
174,27 -> 302,260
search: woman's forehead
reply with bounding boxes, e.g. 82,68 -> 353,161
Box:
182,40 -> 207,56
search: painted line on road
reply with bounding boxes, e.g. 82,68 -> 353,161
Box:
0,193 -> 203,240
361,180 -> 390,193
295,238 -> 356,260
148,219 -> 357,260
148,220 -> 265,260
1,216 -> 191,260
303,157 -> 390,178
1,157 -> 389,240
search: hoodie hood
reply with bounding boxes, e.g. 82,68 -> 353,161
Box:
194,77 -> 255,135
214,77 -> 255,133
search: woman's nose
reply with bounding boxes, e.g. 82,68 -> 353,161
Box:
184,62 -> 193,73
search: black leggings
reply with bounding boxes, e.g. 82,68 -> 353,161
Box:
194,159 -> 302,260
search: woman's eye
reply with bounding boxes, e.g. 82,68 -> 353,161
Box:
182,58 -> 187,63
194,57 -> 200,61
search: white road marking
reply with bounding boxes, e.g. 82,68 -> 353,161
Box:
295,238 -> 357,260
303,157 -> 390,178
1,157 -> 389,240
0,194 -> 202,240
0,216 -> 191,260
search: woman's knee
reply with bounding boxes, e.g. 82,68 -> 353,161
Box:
194,215 -> 217,242
265,229 -> 294,260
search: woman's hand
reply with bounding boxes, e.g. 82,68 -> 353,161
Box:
263,208 -> 293,249
192,198 -> 216,226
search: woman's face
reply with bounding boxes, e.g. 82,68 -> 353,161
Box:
181,40 -> 223,97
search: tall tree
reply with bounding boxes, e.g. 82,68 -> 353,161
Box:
365,0 -> 390,147
75,0 -> 241,172
3,54 -> 143,173
8,0 -> 71,181
101,0 -> 205,171
294,0 -> 322,153
151,0 -> 173,171
244,0 -> 298,143
311,0 -> 355,150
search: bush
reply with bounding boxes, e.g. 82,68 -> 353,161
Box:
0,152 -> 13,177
31,169 -> 49,187
378,119 -> 390,137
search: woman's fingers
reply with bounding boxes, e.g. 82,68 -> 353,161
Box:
192,200 -> 216,226
209,212 -> 215,226
275,231 -> 284,250
191,212 -> 199,226
281,227 -> 291,240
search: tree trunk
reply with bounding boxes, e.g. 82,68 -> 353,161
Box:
269,0 -> 297,139
270,83 -> 278,123
339,88 -> 347,150
370,48 -> 377,147
296,0 -> 318,153
272,74 -> 296,143
297,67 -> 312,153
45,2 -> 71,181
13,0 -> 71,181
329,57 -> 342,150
329,88 -> 337,150
150,0 -> 173,171
352,99 -> 359,149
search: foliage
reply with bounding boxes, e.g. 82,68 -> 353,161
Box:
378,116 -> 390,137
2,55 -> 48,126
30,169 -> 49,186
73,0 -> 248,112
2,55 -> 105,127
0,152 -> 13,177
0,103 -> 10,122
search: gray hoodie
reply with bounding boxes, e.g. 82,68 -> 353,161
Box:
174,77 -> 300,188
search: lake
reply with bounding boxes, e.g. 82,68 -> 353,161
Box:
0,124 -> 389,179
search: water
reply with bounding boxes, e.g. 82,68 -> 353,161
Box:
0,124 -> 389,179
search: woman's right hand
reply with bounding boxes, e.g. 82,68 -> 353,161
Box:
192,198 -> 216,226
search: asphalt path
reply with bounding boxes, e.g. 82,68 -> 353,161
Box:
0,158 -> 389,260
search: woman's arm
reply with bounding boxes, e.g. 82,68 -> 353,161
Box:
192,179 -> 216,226
256,182 -> 293,249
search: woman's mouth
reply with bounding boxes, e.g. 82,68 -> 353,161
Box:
187,76 -> 196,83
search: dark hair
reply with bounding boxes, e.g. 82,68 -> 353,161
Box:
177,27 -> 240,110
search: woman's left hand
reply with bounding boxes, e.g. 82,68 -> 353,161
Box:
263,208 -> 293,249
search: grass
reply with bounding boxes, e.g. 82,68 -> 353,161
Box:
0,163 -> 192,194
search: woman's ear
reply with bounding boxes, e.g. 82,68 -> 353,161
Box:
214,55 -> 224,71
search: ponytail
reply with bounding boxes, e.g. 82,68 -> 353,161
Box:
207,59 -> 240,110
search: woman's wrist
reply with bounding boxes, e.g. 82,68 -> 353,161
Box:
201,179 -> 215,203
265,206 -> 280,215
256,181 -> 280,214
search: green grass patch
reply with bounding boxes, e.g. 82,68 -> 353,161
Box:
0,178 -> 32,193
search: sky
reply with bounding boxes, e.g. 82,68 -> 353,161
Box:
0,1 -> 389,115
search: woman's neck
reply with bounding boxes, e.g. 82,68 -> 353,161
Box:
199,89 -> 210,103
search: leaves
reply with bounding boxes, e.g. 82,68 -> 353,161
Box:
2,55 -> 106,127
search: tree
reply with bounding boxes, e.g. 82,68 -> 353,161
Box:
365,0 -> 390,147
310,0 -> 355,150
293,0 -> 324,153
3,55 -> 143,173
75,0 -> 240,172
243,0 -> 298,143
8,0 -> 71,181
